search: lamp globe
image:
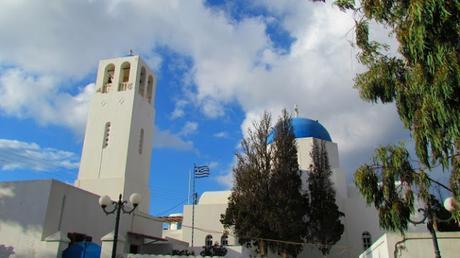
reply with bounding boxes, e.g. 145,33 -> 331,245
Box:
443,197 -> 458,212
129,193 -> 141,206
99,195 -> 112,208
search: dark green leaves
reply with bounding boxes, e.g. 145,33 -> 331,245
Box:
334,0 -> 460,227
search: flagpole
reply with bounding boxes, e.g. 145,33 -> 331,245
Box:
190,164 -> 210,249
187,168 -> 191,204
191,164 -> 196,248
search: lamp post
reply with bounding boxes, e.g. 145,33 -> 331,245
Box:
407,197 -> 458,258
99,193 -> 141,258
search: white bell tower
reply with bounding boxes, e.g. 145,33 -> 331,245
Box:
75,55 -> 156,213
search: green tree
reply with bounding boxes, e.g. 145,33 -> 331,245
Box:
334,0 -> 460,231
269,110 -> 309,257
221,112 -> 274,255
307,139 -> 345,255
222,111 -> 309,257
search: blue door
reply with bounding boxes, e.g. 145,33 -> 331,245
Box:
62,242 -> 101,258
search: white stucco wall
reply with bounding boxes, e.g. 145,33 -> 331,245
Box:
182,203 -> 236,248
360,232 -> 460,258
0,181 -> 57,258
0,180 -> 163,258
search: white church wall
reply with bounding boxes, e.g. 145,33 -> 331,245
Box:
296,138 -> 340,171
43,180 -> 115,245
0,180 -> 55,258
0,180 -> 160,257
359,232 -> 460,258
182,203 -> 236,248
131,212 -> 163,238
342,187 -> 384,258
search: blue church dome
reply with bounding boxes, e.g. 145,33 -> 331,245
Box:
268,117 -> 332,143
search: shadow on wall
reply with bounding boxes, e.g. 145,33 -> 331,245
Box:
0,182 -> 52,234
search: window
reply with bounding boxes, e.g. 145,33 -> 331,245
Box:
138,128 -> 144,154
205,235 -> 213,247
119,62 -> 131,91
362,231 -> 372,250
102,122 -> 111,148
102,64 -> 115,93
221,234 -> 228,246
146,75 -> 153,103
139,67 -> 146,96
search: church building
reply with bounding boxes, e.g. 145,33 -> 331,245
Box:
0,55 -> 178,257
1,55 -> 459,258
163,116 -> 385,257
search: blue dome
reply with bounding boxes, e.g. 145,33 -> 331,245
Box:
268,117 -> 332,143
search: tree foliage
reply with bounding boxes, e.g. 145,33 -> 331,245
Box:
269,110 -> 310,257
221,112 -> 274,250
221,111 -> 309,257
307,139 -> 345,255
334,0 -> 460,230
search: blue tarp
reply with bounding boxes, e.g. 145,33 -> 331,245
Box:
62,242 -> 101,258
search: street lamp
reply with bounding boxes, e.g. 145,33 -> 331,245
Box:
443,197 -> 458,212
99,193 -> 141,258
408,197 -> 457,258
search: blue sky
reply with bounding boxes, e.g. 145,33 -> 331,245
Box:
0,0 -> 416,215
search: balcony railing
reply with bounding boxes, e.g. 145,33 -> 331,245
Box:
119,82 -> 133,91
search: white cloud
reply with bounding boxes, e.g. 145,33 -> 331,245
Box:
215,159 -> 236,189
171,99 -> 189,120
153,127 -> 194,151
208,161 -> 219,169
0,1 -> 409,176
213,131 -> 229,139
216,172 -> 234,189
179,121 -> 199,136
0,69 -> 94,134
0,139 -> 79,171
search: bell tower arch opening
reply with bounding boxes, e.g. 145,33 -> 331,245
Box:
119,62 -> 131,91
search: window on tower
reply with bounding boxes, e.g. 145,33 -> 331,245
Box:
139,67 -> 146,97
119,62 -> 131,91
103,122 -> 111,148
147,75 -> 153,103
102,64 -> 115,93
139,128 -> 144,154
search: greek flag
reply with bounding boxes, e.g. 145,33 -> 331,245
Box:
194,165 -> 210,178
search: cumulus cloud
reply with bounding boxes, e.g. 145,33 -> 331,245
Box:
0,0 -> 409,178
216,172 -> 234,189
0,69 -> 94,134
171,99 -> 189,120
215,159 -> 236,189
178,121 -> 199,137
0,139 -> 79,171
